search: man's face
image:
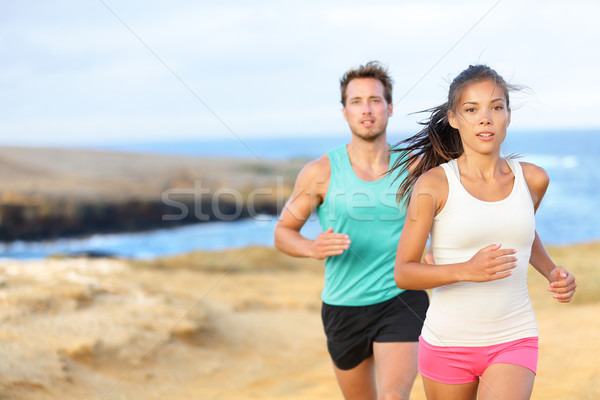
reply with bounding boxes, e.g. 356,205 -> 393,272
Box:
343,78 -> 393,141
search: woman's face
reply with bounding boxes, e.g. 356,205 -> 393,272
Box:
448,79 -> 511,156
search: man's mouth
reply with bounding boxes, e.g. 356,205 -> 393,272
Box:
361,119 -> 375,126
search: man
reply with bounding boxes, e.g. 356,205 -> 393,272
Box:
274,61 -> 429,400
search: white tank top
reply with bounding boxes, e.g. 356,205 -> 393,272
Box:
423,158 -> 538,347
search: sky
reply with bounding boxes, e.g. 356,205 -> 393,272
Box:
1,0 -> 599,146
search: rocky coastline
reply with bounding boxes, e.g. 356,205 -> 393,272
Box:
0,146 -> 303,242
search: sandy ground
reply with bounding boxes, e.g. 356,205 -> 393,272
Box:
0,243 -> 598,400
1,147 -> 596,399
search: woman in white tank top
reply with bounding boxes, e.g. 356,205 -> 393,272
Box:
390,65 -> 577,400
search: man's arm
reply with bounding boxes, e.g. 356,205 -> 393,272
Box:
274,155 -> 350,259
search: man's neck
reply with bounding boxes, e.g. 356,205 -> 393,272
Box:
346,135 -> 390,180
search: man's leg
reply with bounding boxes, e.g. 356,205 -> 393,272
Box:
332,355 -> 377,400
373,341 -> 418,400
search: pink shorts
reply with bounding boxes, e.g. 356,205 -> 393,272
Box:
418,336 -> 538,384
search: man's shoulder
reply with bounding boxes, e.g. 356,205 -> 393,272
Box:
296,143 -> 348,185
295,153 -> 331,186
304,153 -> 330,173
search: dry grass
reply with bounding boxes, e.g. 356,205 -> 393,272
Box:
0,242 -> 595,399
133,246 -> 325,274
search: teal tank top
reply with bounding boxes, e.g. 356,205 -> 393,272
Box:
317,144 -> 407,306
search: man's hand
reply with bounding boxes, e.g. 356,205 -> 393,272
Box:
423,251 -> 435,265
309,227 -> 351,260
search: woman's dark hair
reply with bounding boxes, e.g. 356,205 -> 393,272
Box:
390,64 -> 519,206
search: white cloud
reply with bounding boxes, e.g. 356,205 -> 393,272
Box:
1,0 -> 599,146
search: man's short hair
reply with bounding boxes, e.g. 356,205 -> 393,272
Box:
340,61 -> 393,106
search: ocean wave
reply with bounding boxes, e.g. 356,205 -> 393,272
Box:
520,154 -> 579,169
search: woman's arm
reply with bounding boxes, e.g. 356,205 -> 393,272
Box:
394,167 -> 517,290
530,231 -> 576,302
522,162 -> 576,302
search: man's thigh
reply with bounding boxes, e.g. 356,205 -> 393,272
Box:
373,341 -> 419,398
332,356 -> 377,400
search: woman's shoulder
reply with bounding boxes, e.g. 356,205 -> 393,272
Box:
416,165 -> 448,189
518,161 -> 550,205
413,166 -> 449,200
519,161 -> 549,188
411,165 -> 449,213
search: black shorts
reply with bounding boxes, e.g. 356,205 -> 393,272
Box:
321,290 -> 429,370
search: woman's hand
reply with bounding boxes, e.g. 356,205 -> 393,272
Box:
461,244 -> 518,282
548,266 -> 576,303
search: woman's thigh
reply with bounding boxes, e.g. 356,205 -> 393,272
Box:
422,375 -> 478,400
478,363 -> 535,400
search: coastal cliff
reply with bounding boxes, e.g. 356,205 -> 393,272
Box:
0,147 -> 303,241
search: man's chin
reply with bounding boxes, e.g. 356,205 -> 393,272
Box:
352,130 -> 386,142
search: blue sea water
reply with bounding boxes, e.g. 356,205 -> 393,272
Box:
1,130 -> 598,259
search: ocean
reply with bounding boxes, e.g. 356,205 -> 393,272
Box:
1,130 -> 598,259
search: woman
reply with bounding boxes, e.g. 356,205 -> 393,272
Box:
391,65 -> 576,400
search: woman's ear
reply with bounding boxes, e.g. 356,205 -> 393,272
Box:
447,110 -> 459,130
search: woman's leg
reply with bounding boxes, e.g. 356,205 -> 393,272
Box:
418,336 -> 479,400
421,375 -> 478,400
478,363 -> 535,400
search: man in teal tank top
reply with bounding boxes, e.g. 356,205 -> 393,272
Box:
274,61 -> 428,400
